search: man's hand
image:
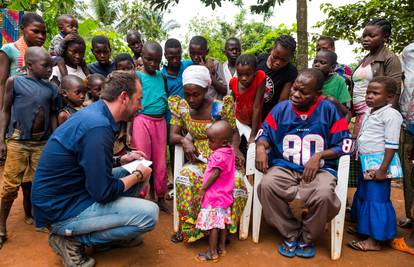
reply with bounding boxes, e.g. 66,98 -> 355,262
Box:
120,150 -> 148,165
195,189 -> 206,203
135,164 -> 152,181
255,145 -> 268,173
302,153 -> 322,183
0,142 -> 6,159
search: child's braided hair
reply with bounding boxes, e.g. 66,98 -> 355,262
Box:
273,35 -> 296,53
366,18 -> 392,40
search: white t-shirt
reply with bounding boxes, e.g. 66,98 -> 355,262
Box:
357,104 -> 402,155
399,42 -> 414,121
223,61 -> 237,95
352,63 -> 373,104
50,64 -> 86,83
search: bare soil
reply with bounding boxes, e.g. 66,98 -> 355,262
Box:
0,167 -> 412,267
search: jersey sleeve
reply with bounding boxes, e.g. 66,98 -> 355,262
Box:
256,110 -> 278,145
383,109 -> 403,149
328,104 -> 353,156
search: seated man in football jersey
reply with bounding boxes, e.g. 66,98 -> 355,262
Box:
255,68 -> 352,258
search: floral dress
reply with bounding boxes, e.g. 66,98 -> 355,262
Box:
168,95 -> 248,243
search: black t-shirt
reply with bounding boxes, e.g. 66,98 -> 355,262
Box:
257,53 -> 298,119
87,62 -> 115,77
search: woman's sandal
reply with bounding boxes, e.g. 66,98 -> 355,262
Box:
171,231 -> 183,243
390,237 -> 414,255
296,241 -> 315,258
348,240 -> 381,251
195,251 -> 219,263
278,240 -> 297,258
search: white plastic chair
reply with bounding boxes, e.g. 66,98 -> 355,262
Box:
172,145 -> 184,233
252,154 -> 350,260
236,120 -> 255,240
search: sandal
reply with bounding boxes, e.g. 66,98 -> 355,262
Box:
348,240 -> 381,251
278,240 -> 297,258
195,251 -> 219,263
171,231 -> 183,243
217,247 -> 227,257
390,237 -> 414,255
296,241 -> 315,258
398,218 -> 413,229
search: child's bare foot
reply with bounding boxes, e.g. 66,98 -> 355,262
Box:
24,216 -> 34,225
195,250 -> 219,262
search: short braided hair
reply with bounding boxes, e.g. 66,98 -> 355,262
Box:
274,35 -> 296,53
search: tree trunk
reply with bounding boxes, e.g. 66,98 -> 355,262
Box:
296,0 -> 308,71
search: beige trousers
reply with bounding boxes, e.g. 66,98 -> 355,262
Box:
257,166 -> 340,243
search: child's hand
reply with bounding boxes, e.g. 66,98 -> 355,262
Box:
62,33 -> 76,44
196,189 -> 206,203
303,153 -> 322,183
373,168 -> 388,180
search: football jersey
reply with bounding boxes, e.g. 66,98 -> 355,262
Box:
257,96 -> 352,176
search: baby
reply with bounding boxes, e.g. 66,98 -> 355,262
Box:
195,120 -> 236,262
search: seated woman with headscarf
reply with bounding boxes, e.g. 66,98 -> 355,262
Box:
169,65 -> 247,243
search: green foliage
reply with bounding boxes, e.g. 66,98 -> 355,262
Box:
316,0 -> 414,53
83,27 -> 131,64
116,2 -> 179,41
144,0 -> 282,13
91,0 -> 117,25
184,12 -> 315,64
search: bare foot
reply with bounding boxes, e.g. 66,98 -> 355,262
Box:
24,216 -> 34,225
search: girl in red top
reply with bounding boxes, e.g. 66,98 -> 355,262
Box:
230,54 -> 266,144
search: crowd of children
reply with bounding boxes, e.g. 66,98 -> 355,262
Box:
0,10 -> 413,263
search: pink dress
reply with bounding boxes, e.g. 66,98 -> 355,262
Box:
196,146 -> 236,230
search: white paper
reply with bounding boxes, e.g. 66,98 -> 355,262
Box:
121,159 -> 153,174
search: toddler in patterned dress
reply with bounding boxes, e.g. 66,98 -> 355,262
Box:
195,120 -> 235,262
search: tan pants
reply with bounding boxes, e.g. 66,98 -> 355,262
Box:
1,139 -> 45,200
257,166 -> 340,243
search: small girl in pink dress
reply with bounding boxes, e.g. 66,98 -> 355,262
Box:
195,120 -> 236,263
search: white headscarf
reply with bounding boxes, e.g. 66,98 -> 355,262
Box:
182,65 -> 211,88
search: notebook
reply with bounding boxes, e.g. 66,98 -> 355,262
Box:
360,152 -> 403,179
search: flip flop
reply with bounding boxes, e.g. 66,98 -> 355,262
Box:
390,237 -> 414,255
171,232 -> 183,243
398,218 -> 413,229
348,240 -> 381,251
195,251 -> 219,263
278,240 -> 297,258
296,241 -> 315,258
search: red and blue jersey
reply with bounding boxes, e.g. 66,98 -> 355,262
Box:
257,96 -> 352,176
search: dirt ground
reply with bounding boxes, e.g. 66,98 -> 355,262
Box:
0,167 -> 413,267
